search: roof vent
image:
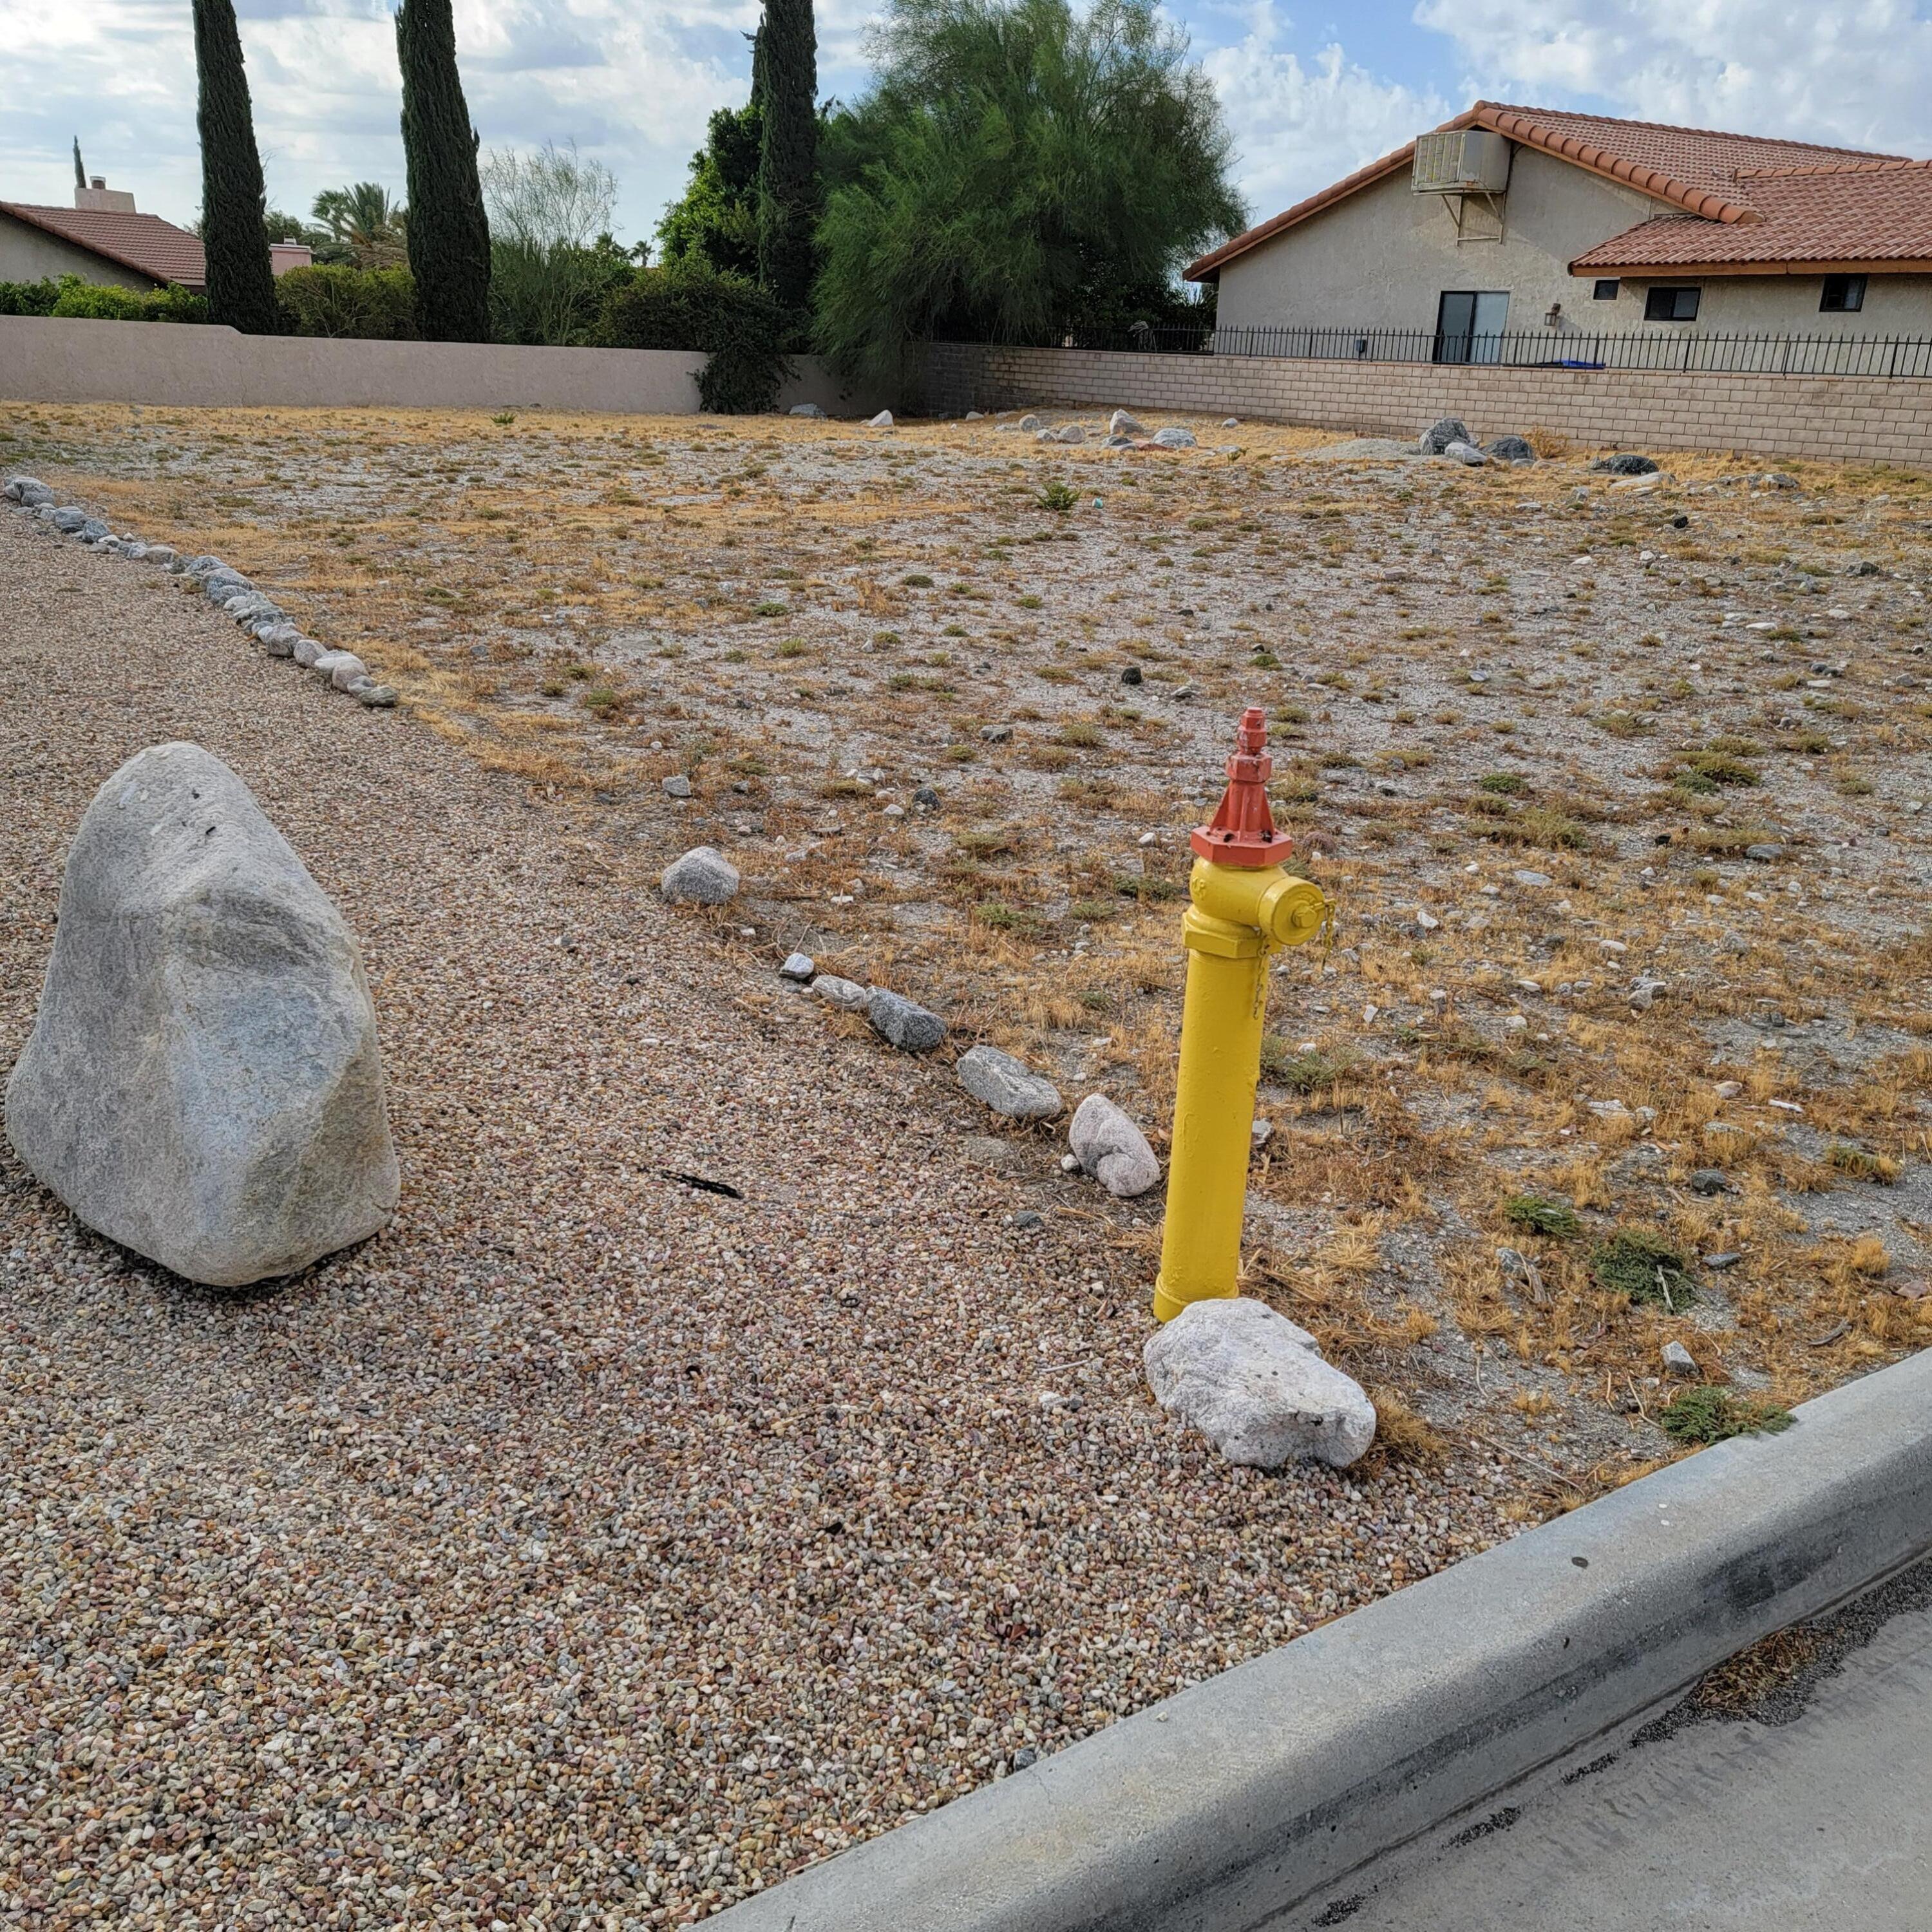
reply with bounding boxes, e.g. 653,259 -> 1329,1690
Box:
1413,129 -> 1511,194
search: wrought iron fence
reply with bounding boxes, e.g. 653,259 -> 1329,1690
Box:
940,323 -> 1932,379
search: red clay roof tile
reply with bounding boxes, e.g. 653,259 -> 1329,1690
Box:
0,202 -> 206,289
1186,103 -> 1904,282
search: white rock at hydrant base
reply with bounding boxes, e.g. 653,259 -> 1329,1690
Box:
1068,1092 -> 1160,1197
1144,1298 -> 1378,1468
4,742 -> 399,1287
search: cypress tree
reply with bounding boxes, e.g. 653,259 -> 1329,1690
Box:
191,0 -> 280,334
757,0 -> 818,315
395,0 -> 492,342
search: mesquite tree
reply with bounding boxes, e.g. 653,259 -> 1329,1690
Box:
757,0 -> 819,314
191,0 -> 280,334
395,0 -> 491,341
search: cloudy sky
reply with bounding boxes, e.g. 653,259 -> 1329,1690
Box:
6,0 -> 1931,248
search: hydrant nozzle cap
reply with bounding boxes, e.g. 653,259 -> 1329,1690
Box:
1190,705 -> 1290,867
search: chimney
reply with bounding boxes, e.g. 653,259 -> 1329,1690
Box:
75,175 -> 138,214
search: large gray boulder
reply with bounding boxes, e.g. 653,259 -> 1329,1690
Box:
5,743 -> 399,1286
1068,1092 -> 1160,1197
1144,1297 -> 1377,1468
1419,417 -> 1473,455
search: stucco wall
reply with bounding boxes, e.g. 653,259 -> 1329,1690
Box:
0,214 -> 157,293
923,340 -> 1932,468
1214,150 -> 1660,337
0,316 -> 891,417
1212,147 -> 1932,340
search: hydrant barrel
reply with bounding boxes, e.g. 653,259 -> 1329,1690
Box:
1153,708 -> 1329,1323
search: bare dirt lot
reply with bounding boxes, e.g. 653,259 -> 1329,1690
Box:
3,398 -> 1930,1924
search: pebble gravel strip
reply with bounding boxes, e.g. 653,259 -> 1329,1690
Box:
0,504 -> 1515,1927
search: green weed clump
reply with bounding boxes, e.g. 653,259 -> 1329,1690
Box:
1503,1193 -> 1580,1238
1660,1387 -> 1794,1446
1260,1040 -> 1363,1092
1591,1229 -> 1697,1304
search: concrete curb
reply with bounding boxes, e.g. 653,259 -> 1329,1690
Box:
712,1349 -> 1932,1931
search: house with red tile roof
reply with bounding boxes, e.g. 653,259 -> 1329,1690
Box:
1186,104 -> 1932,356
0,175 -> 310,294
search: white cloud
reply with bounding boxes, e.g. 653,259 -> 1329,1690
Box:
0,0 -> 820,245
1202,6 -> 1454,225
1412,0 -> 1932,156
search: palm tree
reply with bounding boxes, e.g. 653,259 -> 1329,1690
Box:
310,184 -> 408,267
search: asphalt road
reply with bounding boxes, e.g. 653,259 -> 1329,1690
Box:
1303,1561 -> 1932,1931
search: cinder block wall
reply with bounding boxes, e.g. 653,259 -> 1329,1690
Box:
923,343 -> 1932,468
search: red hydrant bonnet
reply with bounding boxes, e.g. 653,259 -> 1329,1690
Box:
1190,706 -> 1292,867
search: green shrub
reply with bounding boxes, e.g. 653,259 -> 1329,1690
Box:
1660,1387 -> 1794,1446
1590,1229 -> 1696,1304
276,265 -> 418,339
1503,1193 -> 1580,1238
0,274 -> 207,322
0,278 -> 61,316
598,259 -> 791,413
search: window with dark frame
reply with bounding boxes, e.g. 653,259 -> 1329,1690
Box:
1592,278 -> 1620,300
1821,274 -> 1867,312
1643,285 -> 1701,322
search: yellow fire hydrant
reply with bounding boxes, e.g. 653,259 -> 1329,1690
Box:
1153,707 -> 1329,1323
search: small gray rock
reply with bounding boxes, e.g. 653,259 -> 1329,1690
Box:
257,624 -> 299,658
779,952 -> 815,981
49,507 -> 88,533
1689,1168 -> 1731,1196
663,773 -> 694,799
1419,417 -> 1473,455
77,517 -> 111,544
355,685 -> 399,708
810,973 -> 870,1011
867,410 -> 894,429
1591,452 -> 1660,476
1049,424 -> 1086,446
1068,1093 -> 1159,1198
290,636 -> 325,668
309,650 -> 364,688
957,1044 -> 1063,1121
1108,409 -> 1146,437
144,545 -> 176,567
1443,440 -> 1488,466
913,785 -> 940,810
1745,842 -> 1785,862
788,402 -> 826,419
223,592 -> 283,625
1486,435 -> 1535,464
1662,1339 -> 1698,1378
1150,426 -> 1196,450
1144,1298 -> 1377,1468
1017,415 -> 1041,431
867,988 -> 946,1054
1120,665 -> 1142,686
1512,868 -> 1553,887
659,846 -> 740,905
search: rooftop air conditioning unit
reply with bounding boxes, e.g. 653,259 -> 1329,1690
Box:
1412,129 -> 1511,194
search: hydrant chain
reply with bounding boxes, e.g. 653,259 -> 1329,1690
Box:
1154,708 -> 1331,1325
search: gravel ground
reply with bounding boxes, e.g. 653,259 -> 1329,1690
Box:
0,506 -> 1518,1927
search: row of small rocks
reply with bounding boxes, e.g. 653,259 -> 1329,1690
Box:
652,844 -> 1166,1198
1018,409 -> 1200,451
3,475 -> 397,708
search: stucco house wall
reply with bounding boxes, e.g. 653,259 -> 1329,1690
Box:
0,211 -> 157,291
1213,150 -> 1659,337
1211,147 -> 1932,340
